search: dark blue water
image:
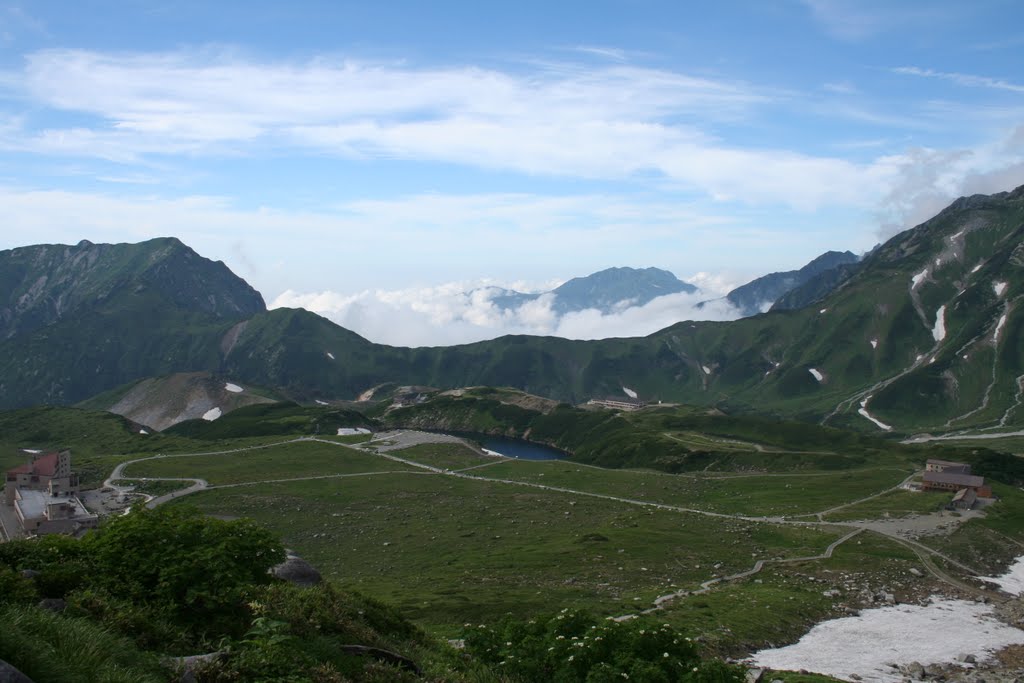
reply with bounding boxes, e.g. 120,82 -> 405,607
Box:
480,436 -> 565,460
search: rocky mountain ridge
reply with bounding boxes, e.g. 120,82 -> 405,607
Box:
2,185 -> 1022,437
725,250 -> 860,316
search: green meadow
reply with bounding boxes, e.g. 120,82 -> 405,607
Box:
7,405 -> 1023,657
125,439 -> 418,485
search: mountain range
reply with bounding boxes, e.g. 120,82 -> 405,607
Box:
2,185 -> 1022,437
488,266 -> 698,314
722,250 -> 860,316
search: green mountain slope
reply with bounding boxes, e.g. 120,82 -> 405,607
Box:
0,238 -> 264,407
725,250 -> 859,316
217,186 -> 1024,434
4,186 -> 1023,435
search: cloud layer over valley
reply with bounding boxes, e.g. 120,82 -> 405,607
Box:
272,278 -> 742,347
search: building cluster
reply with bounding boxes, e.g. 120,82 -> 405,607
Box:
586,397 -> 647,411
921,458 -> 992,510
4,450 -> 98,536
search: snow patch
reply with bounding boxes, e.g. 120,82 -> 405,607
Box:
932,305 -> 947,342
911,269 -> 928,288
935,258 -> 941,267
870,339 -> 878,349
995,313 -> 1008,341
622,386 -> 638,399
858,398 -> 892,431
971,263 -> 982,273
202,407 -> 222,421
949,229 -> 964,241
224,382 -> 243,393
23,449 -> 41,454
139,429 -> 148,435
701,365 -> 712,375
819,308 -> 828,314
315,400 -> 329,406
809,368 -> 823,382
326,352 -> 335,360
979,556 -> 1024,595
994,281 -> 1007,297
751,598 -> 1024,682
337,427 -> 371,436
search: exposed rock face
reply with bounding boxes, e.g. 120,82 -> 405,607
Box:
100,371 -> 275,431
0,237 -> 266,408
36,598 -> 66,613
163,651 -> 225,683
0,237 -> 265,341
0,660 -> 35,683
271,551 -> 323,587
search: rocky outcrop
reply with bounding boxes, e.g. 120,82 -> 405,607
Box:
0,660 -> 34,683
271,551 -> 322,587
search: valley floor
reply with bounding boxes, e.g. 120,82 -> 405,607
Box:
85,428 -> 1024,669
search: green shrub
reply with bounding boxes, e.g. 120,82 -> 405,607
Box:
0,565 -> 36,605
462,609 -> 745,683
81,506 -> 285,637
0,534 -> 91,597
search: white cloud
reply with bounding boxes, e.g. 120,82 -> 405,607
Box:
569,45 -> 630,62
874,130 -> 1024,241
893,66 -> 1024,94
0,185 -> 757,296
271,283 -> 742,347
0,47 -> 918,211
801,0 -> 959,41
684,271 -> 745,297
823,81 -> 858,94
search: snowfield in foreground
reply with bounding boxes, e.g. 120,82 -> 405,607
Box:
751,556 -> 1024,682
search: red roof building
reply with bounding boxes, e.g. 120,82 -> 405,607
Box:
7,452 -> 59,478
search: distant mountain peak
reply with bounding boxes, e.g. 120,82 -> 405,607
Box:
489,265 -> 697,316
724,250 -> 859,317
0,237 -> 266,342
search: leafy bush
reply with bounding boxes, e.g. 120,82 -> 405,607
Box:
0,533 -> 91,598
81,506 -> 285,637
0,506 -> 285,648
462,609 -> 745,683
0,565 -> 36,605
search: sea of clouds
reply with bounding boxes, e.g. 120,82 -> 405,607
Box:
271,273 -> 744,347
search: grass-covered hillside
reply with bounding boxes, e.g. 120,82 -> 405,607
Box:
5,401 -> 1024,677
218,186 -> 1024,435
0,506 -> 744,682
3,187 -> 1024,437
381,387 -> 918,472
0,237 -> 264,408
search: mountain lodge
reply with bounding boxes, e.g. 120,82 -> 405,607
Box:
4,449 -> 98,536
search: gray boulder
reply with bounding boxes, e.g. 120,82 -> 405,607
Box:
905,662 -> 926,680
0,659 -> 35,683
162,651 -> 224,683
37,598 -> 66,613
271,552 -> 322,587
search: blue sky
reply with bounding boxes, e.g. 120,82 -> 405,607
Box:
0,1 -> 1022,344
